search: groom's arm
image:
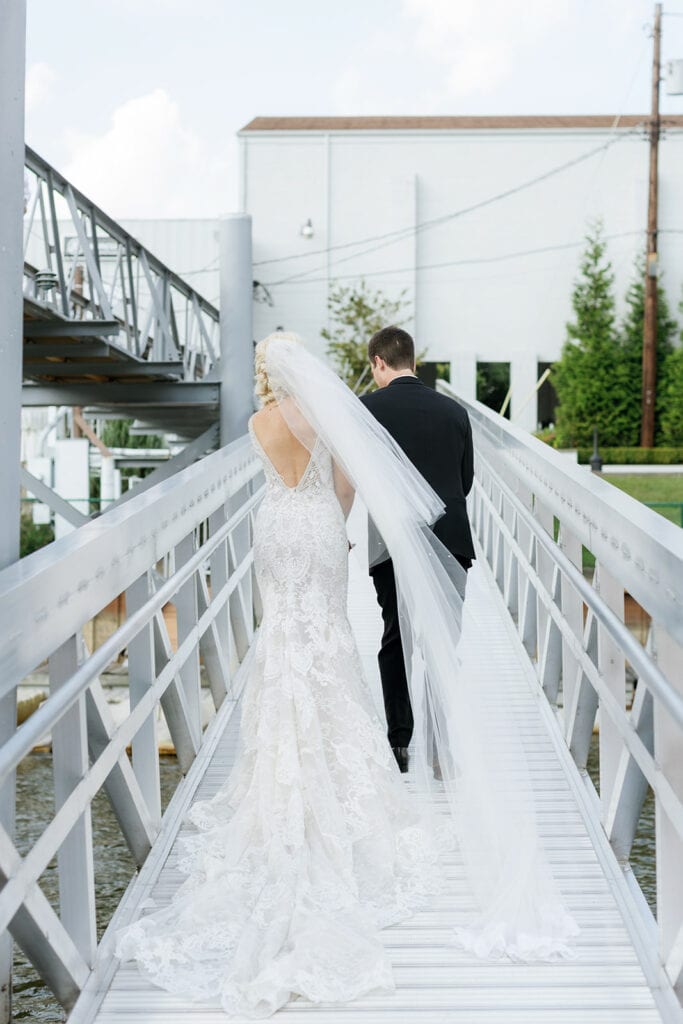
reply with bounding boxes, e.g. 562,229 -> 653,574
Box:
461,414 -> 474,497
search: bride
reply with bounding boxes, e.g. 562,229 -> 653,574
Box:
115,332 -> 578,1018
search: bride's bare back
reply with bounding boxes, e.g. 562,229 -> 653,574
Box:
250,404 -> 314,490
251,403 -> 355,513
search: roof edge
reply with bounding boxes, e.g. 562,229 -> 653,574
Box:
240,114 -> 683,133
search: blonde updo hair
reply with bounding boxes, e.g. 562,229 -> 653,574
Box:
254,331 -> 304,407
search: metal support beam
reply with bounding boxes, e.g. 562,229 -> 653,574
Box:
97,423 -> 219,514
23,343 -> 117,359
20,467 -> 89,528
219,214 -> 254,446
23,361 -> 184,379
22,382 -> 219,407
0,5 -> 26,1016
23,320 -> 121,338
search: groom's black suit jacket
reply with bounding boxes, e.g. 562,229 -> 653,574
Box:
360,375 -> 475,563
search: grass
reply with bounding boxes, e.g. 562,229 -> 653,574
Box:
581,474 -> 683,571
605,474 -> 683,527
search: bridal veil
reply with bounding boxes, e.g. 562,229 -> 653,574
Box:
264,332 -> 579,961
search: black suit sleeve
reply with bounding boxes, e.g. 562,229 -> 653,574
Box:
461,414 -> 474,497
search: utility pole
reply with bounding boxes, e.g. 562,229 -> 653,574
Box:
641,2 -> 662,448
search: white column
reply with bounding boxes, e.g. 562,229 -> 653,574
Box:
449,351 -> 477,402
219,213 -> 254,446
0,5 -> 26,1015
54,439 -> 90,538
99,455 -> 116,512
509,351 -> 539,432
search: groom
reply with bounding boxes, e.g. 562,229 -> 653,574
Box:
360,326 -> 475,773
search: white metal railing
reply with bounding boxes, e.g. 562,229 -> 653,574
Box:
23,146 -> 219,377
0,435 -> 263,1013
439,381 -> 683,1004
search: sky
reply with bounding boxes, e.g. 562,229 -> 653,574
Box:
24,0 -> 683,220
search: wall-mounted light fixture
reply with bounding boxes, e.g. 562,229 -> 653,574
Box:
300,218 -> 314,239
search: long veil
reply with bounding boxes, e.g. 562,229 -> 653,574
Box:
265,333 -> 579,960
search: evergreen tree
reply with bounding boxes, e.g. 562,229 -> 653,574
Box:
322,279 -> 411,392
101,419 -> 163,449
553,222 -> 632,447
659,313 -> 683,445
620,254 -> 678,445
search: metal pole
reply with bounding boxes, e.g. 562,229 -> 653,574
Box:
0,2 -> 26,1016
219,214 -> 254,446
218,215 -> 255,660
641,2 -> 662,448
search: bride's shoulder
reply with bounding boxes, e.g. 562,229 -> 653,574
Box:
250,405 -> 279,436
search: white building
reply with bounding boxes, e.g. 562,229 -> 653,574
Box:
239,115 -> 683,431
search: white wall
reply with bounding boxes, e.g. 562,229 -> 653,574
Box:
241,125 -> 683,430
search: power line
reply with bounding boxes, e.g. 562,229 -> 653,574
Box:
257,125 -> 647,285
175,256 -> 220,277
258,230 -> 644,287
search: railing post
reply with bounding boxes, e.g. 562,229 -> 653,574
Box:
49,635 -> 97,963
174,532 -> 202,731
534,498 -> 562,704
654,624 -> 683,990
515,482 -> 536,656
558,523 -> 583,732
125,572 -> 161,828
594,562 -> 626,825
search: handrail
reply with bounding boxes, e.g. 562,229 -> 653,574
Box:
24,147 -> 219,318
438,381 -> 683,999
22,146 -> 219,375
0,487 -> 263,786
437,381 -> 683,646
471,445 -> 683,731
0,435 -> 257,686
0,433 -> 264,1011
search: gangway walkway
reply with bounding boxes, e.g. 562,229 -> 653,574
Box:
91,538 -> 667,1023
1,392 -> 682,1023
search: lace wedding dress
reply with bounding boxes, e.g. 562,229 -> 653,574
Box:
114,417 -> 450,1018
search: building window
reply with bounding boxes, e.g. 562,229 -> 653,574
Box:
476,362 -> 510,419
537,361 -> 558,429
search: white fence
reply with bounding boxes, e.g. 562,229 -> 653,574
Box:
439,381 -> 683,1000
0,437 -> 263,1013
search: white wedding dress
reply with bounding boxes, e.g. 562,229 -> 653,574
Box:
114,417 -> 450,1018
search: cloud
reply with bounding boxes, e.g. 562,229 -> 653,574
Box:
405,0 -> 575,98
25,62 -> 57,113
62,88 -> 235,218
332,0 -> 575,112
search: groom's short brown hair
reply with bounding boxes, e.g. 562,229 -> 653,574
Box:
368,326 -> 415,369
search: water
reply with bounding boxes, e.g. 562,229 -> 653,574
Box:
586,732 -> 656,916
13,737 -> 656,1021
13,753 -> 181,1022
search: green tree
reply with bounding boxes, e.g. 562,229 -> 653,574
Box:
20,513 -> 54,558
101,419 -> 163,449
660,343 -> 683,445
553,222 -> 632,447
620,254 -> 678,445
101,419 -> 164,497
321,279 -> 411,392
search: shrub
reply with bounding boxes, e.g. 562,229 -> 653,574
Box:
575,446 -> 683,465
659,346 -> 683,445
553,221 -> 633,447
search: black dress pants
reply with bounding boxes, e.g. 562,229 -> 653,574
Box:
370,553 -> 472,748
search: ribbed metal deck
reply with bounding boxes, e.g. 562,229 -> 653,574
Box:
90,541 -> 666,1023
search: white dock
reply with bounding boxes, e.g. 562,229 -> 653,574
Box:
90,549 -> 668,1024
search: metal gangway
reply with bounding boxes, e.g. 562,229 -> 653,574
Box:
1,391 -> 682,1024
